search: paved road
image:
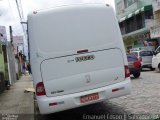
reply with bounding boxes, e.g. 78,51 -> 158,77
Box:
111,69 -> 160,114
36,70 -> 160,120
0,75 -> 34,120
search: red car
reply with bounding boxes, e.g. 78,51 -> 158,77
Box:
127,53 -> 141,78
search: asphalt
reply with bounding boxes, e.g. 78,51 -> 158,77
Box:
0,74 -> 34,120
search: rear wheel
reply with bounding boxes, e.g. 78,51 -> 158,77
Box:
158,64 -> 160,72
133,72 -> 140,78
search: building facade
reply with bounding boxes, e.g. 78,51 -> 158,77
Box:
115,0 -> 159,50
150,0 -> 160,45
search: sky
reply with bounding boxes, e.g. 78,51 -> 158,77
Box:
0,0 -> 115,56
0,0 -> 22,35
0,0 -> 115,31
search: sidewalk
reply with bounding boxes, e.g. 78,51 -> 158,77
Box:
0,74 -> 34,120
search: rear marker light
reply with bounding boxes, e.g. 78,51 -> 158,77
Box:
33,11 -> 37,14
112,88 -> 119,92
36,82 -> 46,96
106,4 -> 110,6
49,102 -> 57,106
124,66 -> 130,78
49,101 -> 64,106
112,87 -> 125,92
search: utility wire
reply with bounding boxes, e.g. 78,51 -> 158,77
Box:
15,0 -> 22,19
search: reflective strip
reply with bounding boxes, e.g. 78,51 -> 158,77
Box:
112,87 -> 125,92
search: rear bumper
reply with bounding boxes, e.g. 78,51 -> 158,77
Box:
141,63 -> 152,68
129,68 -> 141,74
36,78 -> 131,114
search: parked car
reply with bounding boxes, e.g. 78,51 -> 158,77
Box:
127,53 -> 141,78
131,50 -> 154,70
152,46 -> 160,72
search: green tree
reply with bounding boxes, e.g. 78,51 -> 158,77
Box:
123,36 -> 137,49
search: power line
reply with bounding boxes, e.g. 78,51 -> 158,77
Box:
15,0 -> 22,19
15,0 -> 27,35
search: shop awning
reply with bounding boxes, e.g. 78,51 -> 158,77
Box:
119,16 -> 127,22
119,5 -> 152,23
135,9 -> 140,15
122,27 -> 149,38
127,13 -> 135,19
141,5 -> 152,11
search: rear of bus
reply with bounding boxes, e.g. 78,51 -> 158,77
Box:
28,4 -> 131,114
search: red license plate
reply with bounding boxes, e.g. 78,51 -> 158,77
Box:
80,93 -> 99,103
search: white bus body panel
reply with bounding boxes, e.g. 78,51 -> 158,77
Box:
28,4 -> 131,114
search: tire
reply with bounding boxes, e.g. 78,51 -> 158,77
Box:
158,64 -> 160,73
133,72 -> 140,78
150,67 -> 155,71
